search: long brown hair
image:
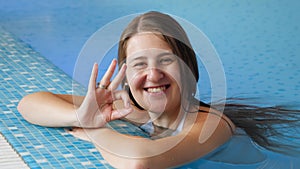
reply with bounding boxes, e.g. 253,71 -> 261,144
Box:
118,11 -> 300,156
213,98 -> 300,156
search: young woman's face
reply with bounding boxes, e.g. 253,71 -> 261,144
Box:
125,33 -> 182,114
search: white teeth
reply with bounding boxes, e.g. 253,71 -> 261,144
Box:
147,86 -> 166,93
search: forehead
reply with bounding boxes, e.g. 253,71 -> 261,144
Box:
126,33 -> 172,57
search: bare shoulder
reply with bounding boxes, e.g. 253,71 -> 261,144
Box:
201,105 -> 235,132
184,105 -> 236,136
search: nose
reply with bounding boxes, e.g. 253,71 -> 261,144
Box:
146,68 -> 164,82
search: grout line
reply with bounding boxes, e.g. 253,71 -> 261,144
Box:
0,132 -> 30,169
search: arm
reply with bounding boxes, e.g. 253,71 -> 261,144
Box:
83,113 -> 234,169
17,61 -> 132,128
17,92 -> 83,127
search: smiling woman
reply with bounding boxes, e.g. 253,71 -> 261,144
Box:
125,34 -> 182,118
17,11 -> 300,169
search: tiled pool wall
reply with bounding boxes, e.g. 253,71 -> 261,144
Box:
0,27 -> 149,168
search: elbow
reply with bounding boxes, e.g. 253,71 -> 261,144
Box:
17,94 -> 34,124
17,94 -> 29,119
17,92 -> 49,124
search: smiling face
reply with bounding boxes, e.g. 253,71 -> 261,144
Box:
125,33 -> 182,116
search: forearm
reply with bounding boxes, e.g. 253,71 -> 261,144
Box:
84,127 -> 193,169
83,127 -> 153,169
56,94 -> 85,107
82,115 -> 233,169
17,91 -> 82,127
85,127 -> 150,157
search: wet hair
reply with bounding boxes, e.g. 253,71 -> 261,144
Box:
212,98 -> 300,156
118,11 -> 300,156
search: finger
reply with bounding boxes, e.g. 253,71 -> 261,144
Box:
88,63 -> 98,90
101,59 -> 117,86
113,90 -> 131,108
111,107 -> 133,120
108,63 -> 127,91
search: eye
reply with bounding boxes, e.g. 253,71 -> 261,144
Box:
159,56 -> 175,65
132,62 -> 147,69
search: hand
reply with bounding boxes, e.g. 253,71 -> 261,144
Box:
76,59 -> 132,128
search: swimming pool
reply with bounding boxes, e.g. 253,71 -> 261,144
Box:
0,0 -> 299,168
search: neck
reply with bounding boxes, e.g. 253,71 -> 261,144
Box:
148,104 -> 185,130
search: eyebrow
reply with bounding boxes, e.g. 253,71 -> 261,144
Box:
129,56 -> 147,62
128,51 -> 174,62
157,51 -> 174,57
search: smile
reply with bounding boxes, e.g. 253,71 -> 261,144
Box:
144,85 -> 170,93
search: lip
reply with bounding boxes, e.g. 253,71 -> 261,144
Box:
143,84 -> 171,95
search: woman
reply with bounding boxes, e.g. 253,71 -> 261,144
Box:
17,11 -> 299,168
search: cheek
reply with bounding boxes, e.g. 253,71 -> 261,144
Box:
171,70 -> 181,84
126,70 -> 145,90
167,65 -> 182,89
126,71 -> 146,108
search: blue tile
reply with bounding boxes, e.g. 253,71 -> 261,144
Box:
0,28 -> 148,168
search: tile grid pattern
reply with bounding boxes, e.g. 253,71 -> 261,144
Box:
0,27 -> 148,168
0,133 -> 29,169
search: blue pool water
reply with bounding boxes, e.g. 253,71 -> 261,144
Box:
1,0 -> 300,105
0,0 -> 299,168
